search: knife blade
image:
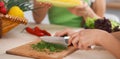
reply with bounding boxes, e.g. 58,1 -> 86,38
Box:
40,36 -> 69,46
40,36 -> 96,49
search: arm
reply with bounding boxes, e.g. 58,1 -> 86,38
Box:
83,0 -> 106,20
99,35 -> 120,59
55,29 -> 120,59
92,0 -> 106,17
32,0 -> 51,24
68,0 -> 106,20
75,29 -> 120,59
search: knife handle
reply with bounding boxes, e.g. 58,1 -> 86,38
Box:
64,36 -> 69,43
61,34 -> 68,37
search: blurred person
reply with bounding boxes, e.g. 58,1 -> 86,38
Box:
32,0 -> 106,27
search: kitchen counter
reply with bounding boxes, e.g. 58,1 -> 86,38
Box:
0,23 -> 116,59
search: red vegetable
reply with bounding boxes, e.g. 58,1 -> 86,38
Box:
25,27 -> 35,35
25,26 -> 51,36
34,26 -> 51,36
41,30 -> 51,36
34,26 -> 42,33
0,1 -> 7,15
0,1 -> 5,7
0,7 -> 7,14
34,26 -> 45,36
34,32 -> 44,36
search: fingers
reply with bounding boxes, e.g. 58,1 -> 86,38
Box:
55,29 -> 72,37
78,42 -> 91,50
39,2 -> 51,8
48,3 -> 52,8
82,42 -> 91,50
68,32 -> 79,45
71,36 -> 79,48
55,30 -> 67,37
78,41 -> 83,49
43,3 -> 52,8
80,40 -> 94,50
68,2 -> 89,16
34,0 -> 52,8
69,34 -> 93,50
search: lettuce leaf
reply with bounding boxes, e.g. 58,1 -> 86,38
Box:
85,17 -> 96,28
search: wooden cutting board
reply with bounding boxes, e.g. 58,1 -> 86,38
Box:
6,40 -> 77,59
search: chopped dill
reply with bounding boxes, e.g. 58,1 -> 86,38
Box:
31,40 -> 67,52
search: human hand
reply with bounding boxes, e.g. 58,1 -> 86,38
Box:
54,29 -> 76,37
68,2 -> 95,17
34,0 -> 52,9
68,29 -> 113,50
55,29 -> 120,59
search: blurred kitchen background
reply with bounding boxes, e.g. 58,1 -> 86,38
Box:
24,0 -> 120,24
106,0 -> 120,20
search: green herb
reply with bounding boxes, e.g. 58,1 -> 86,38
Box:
31,40 -> 67,52
110,20 -> 120,29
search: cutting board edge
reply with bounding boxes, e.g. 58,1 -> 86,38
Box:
6,50 -> 64,59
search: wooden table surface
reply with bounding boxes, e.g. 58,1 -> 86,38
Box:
0,23 -> 116,59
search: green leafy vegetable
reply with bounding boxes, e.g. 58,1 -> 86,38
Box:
110,20 -> 120,29
85,17 -> 120,32
31,40 -> 67,52
85,17 -> 97,28
94,18 -> 112,33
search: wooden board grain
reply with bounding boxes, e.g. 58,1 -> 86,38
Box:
6,40 -> 77,59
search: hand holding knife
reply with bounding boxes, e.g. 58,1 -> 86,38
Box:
40,34 -> 96,49
40,36 -> 70,47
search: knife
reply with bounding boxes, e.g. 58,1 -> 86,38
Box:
40,36 -> 69,46
40,36 -> 96,49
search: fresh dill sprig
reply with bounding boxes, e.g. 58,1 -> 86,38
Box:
32,40 -> 67,52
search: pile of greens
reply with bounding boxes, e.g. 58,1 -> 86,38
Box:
85,17 -> 120,33
32,40 -> 67,52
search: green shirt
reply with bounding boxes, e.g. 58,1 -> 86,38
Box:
48,0 -> 90,28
